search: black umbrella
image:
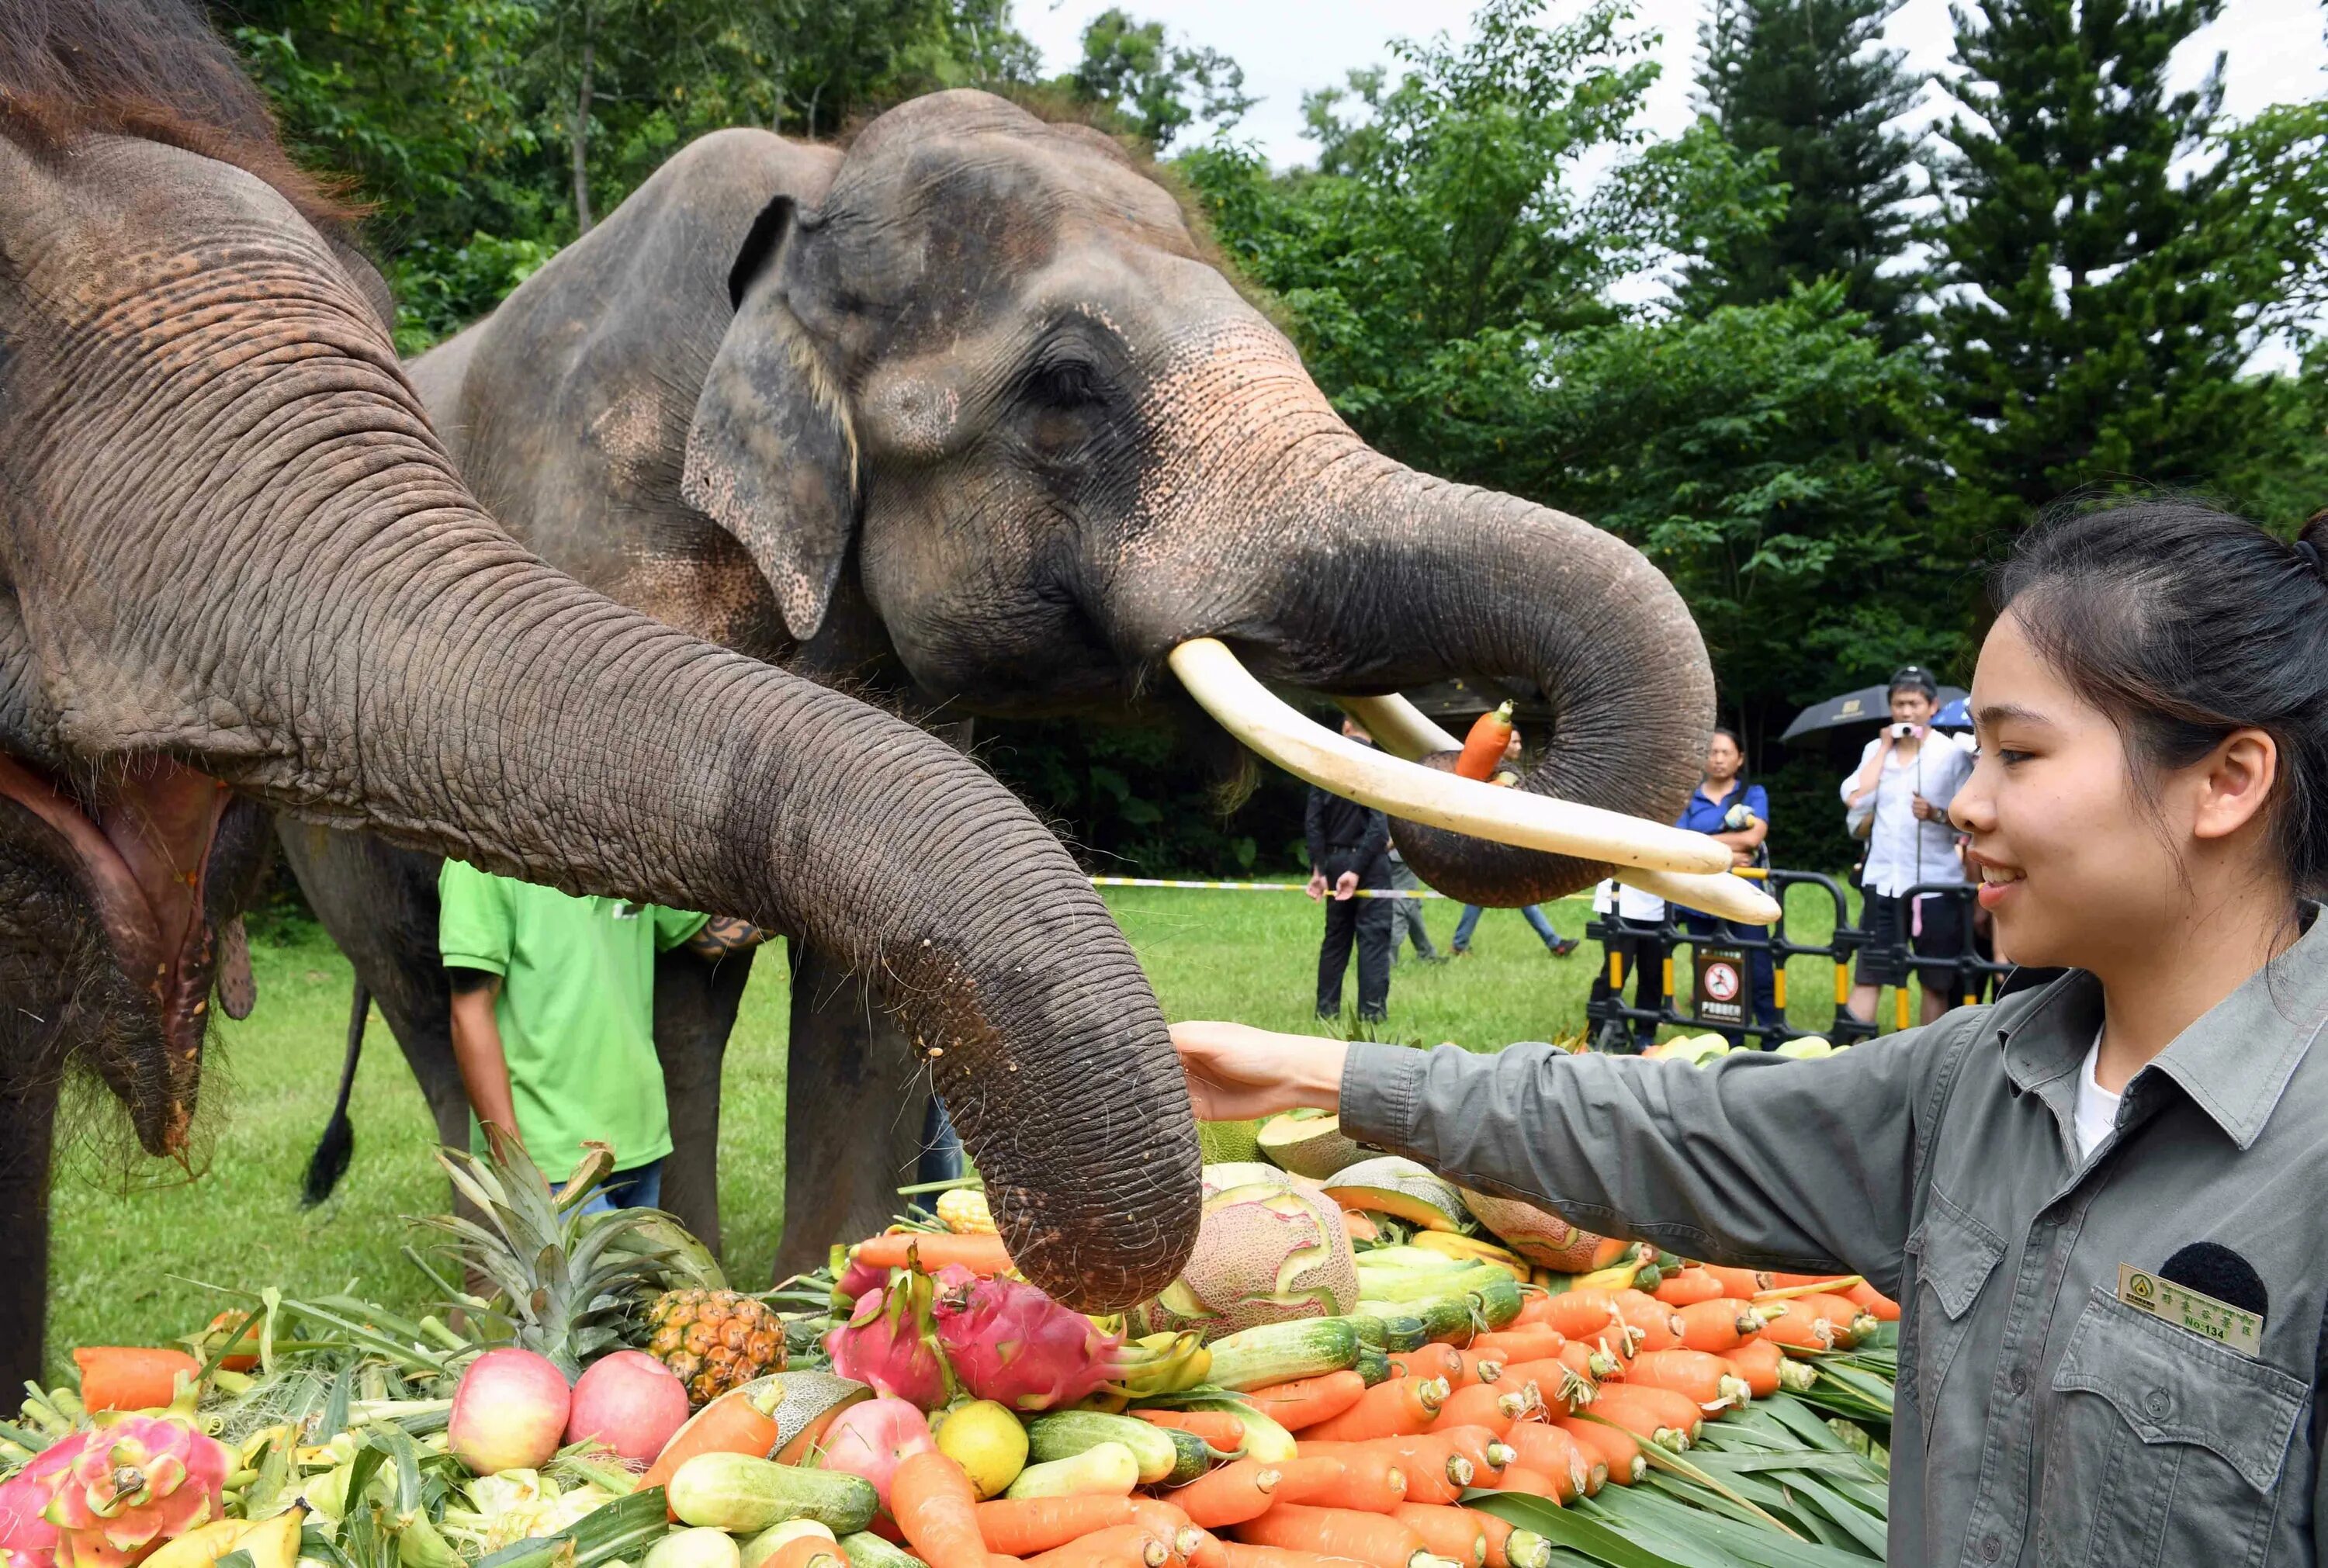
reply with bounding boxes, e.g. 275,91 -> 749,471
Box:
1781,683 -> 1969,742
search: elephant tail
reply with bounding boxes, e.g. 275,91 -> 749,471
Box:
300,981 -> 369,1207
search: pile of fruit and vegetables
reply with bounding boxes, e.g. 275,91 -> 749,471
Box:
4,1133 -> 1899,1568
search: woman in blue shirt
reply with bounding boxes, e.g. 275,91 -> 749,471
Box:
1676,729 -> 1786,1046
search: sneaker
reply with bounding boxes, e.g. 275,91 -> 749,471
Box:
1423,953 -> 1451,966
1548,937 -> 1580,958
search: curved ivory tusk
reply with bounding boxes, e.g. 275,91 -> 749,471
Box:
1172,639 -> 1730,876
1621,867 -> 1782,926
1333,694 -> 1462,760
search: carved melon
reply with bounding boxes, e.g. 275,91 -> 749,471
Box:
1323,1158 -> 1468,1233
764,1371 -> 874,1463
1135,1168 -> 1360,1341
1457,1188 -> 1619,1272
1256,1112 -> 1364,1180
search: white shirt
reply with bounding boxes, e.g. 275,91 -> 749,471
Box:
1592,878 -> 1667,922
1840,730 -> 1976,896
2073,1031 -> 2122,1159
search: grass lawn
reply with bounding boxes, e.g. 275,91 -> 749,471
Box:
45,881 -> 1878,1378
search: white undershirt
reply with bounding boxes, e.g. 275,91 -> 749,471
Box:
2073,1029 -> 2122,1160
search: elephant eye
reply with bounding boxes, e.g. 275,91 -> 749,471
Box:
1024,359 -> 1104,413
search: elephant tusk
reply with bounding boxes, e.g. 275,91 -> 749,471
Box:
1335,693 -> 1780,923
1169,639 -> 1731,877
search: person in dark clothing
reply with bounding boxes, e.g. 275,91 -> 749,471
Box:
1308,719 -> 1394,1022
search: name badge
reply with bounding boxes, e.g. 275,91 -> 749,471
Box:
2117,1263 -> 2264,1357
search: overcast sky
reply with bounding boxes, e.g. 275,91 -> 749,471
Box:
1017,0 -> 2328,168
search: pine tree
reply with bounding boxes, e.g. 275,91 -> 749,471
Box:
1688,0 -> 1921,339
1932,0 -> 2275,536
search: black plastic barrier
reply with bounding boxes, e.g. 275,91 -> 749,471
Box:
1883,881 -> 2015,1030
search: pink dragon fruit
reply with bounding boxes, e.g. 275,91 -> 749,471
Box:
927,1268 -> 1204,1413
823,1267 -> 955,1410
40,1411 -> 230,1568
0,1433 -> 93,1568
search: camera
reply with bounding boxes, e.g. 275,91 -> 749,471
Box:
1887,722 -> 1919,739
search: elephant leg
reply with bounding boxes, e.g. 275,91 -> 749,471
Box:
650,947 -> 753,1258
0,1068 -> 58,1390
771,943 -> 934,1285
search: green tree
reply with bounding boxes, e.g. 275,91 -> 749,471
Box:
1686,0 -> 1922,341
1067,8 -> 1254,148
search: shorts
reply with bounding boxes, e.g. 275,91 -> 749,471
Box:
1856,890 -> 1968,993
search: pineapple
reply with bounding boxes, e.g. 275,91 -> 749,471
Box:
934,1188 -> 996,1234
640,1288 -> 786,1407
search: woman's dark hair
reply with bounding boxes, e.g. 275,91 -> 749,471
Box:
1994,499 -> 2328,899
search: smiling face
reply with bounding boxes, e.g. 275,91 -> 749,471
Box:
1951,611 -> 2283,972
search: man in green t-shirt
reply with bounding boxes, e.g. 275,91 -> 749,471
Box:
438,861 -> 767,1210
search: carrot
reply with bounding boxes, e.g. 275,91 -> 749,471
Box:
853,1233 -> 1014,1275
1298,1377 -> 1446,1442
892,1451 -> 1000,1568
1487,1467 -> 1559,1503
1427,1383 -> 1525,1435
1137,1411 -> 1247,1452
1626,1350 -> 1749,1413
1765,1273 -> 1853,1291
1845,1279 -> 1901,1322
1542,1291 -> 1621,1342
1650,1269 -> 1723,1308
1449,1350 -> 1502,1388
1026,1525 -> 1171,1568
1722,1339 -> 1783,1400
1585,1386 -> 1700,1450
1243,1372 -> 1368,1433
1385,1348 -> 1462,1384
1467,1328 -> 1561,1364
1388,1507 -> 1485,1568
1610,1292 -> 1682,1355
1166,1460 -> 1284,1530
1431,1426 -> 1513,1484
1278,1448 -> 1405,1512
1465,1512 -> 1536,1568
1126,1503 -> 1200,1559
74,1347 -> 201,1413
641,1383 -> 785,1506
1326,1437 -> 1471,1506
1494,1360 -> 1591,1418
1554,1341 -> 1620,1386
1760,1293 -> 1869,1348
1215,1546 -> 1362,1568
1509,1292 -> 1557,1329
1454,703 -> 1516,781
1180,1530 -> 1228,1568
1498,1425 -> 1595,1501
1257,1457 -> 1349,1509
980,1499 -> 1148,1556
1698,1265 -> 1769,1300
1235,1505 -> 1429,1568
1672,1299 -> 1762,1354
1550,1417 -> 1644,1487
763,1543 -> 847,1568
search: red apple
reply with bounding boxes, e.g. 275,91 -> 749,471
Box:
566,1351 -> 691,1466
450,1348 -> 571,1474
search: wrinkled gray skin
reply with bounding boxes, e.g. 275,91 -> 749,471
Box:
0,119 -> 1201,1386
291,92 -> 1715,1280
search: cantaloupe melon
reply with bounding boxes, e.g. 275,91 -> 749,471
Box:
1457,1188 -> 1619,1272
1134,1169 -> 1360,1341
1255,1112 -> 1364,1179
1322,1158 -> 1469,1232
1197,1120 -> 1264,1165
766,1372 -> 875,1462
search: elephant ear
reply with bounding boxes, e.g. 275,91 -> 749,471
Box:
681,196 -> 861,644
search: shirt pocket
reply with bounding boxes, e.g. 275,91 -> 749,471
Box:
1900,1185 -> 2005,1448
2041,1286 -> 2306,1568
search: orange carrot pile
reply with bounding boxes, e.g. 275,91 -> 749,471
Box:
74,1348 -> 199,1413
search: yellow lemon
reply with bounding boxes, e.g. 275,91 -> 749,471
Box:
934,1400 -> 1027,1500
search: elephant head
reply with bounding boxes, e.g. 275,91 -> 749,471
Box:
654,95 -> 1758,916
0,12 -> 1195,1316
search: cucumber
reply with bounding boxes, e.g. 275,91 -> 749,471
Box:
666,1454 -> 877,1536
648,1528 -> 745,1568
1158,1426 -> 1211,1485
740,1523 -> 834,1568
1365,1296 -> 1470,1345
1173,1397 -> 1295,1464
1003,1442 -> 1139,1500
1353,1346 -> 1391,1386
837,1536 -> 927,1568
1371,1315 -> 1430,1352
1351,1265 -> 1511,1302
1469,1276 -> 1525,1329
1024,1411 -> 1180,1484
1204,1317 -> 1363,1391
1349,1314 -> 1386,1349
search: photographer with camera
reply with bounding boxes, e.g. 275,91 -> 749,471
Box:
1842,666 -> 1975,1026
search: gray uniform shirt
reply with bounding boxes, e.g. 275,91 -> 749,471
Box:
1342,913 -> 2328,1566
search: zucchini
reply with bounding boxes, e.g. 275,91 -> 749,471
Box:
1204,1318 -> 1362,1391
1159,1426 -> 1210,1486
1024,1412 -> 1179,1484
1469,1276 -> 1525,1329
1346,1313 -> 1427,1352
646,1528 -> 745,1568
1353,1346 -> 1391,1386
837,1536 -> 927,1568
666,1454 -> 877,1536
1004,1443 -> 1139,1500
1364,1296 -> 1470,1345
1351,1265 -> 1512,1303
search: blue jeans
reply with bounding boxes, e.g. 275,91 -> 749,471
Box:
1453,903 -> 1563,951
913,1096 -> 963,1216
582,1157 -> 665,1214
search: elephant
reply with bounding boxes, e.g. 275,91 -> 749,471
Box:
286,92 -> 1763,1281
0,3 -> 1202,1388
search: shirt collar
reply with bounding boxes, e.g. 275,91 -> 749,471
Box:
1998,905 -> 2328,1151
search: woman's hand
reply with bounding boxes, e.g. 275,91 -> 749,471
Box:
1172,1022 -> 1350,1122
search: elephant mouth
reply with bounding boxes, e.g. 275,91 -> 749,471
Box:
0,753 -> 244,1157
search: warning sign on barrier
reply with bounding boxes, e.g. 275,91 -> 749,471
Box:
1694,947 -> 1746,1028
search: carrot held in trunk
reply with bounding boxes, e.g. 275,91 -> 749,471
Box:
1234,1505 -> 1432,1568
1454,703 -> 1516,781
1136,1411 -> 1247,1452
853,1232 -> 1015,1275
1025,1525 -> 1172,1568
1240,1372 -> 1367,1434
73,1348 -> 199,1413
892,1451 -> 1002,1568
1277,1448 -> 1405,1512
1387,1507 -> 1484,1568
1300,1377 -> 1447,1442
1166,1460 -> 1283,1530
